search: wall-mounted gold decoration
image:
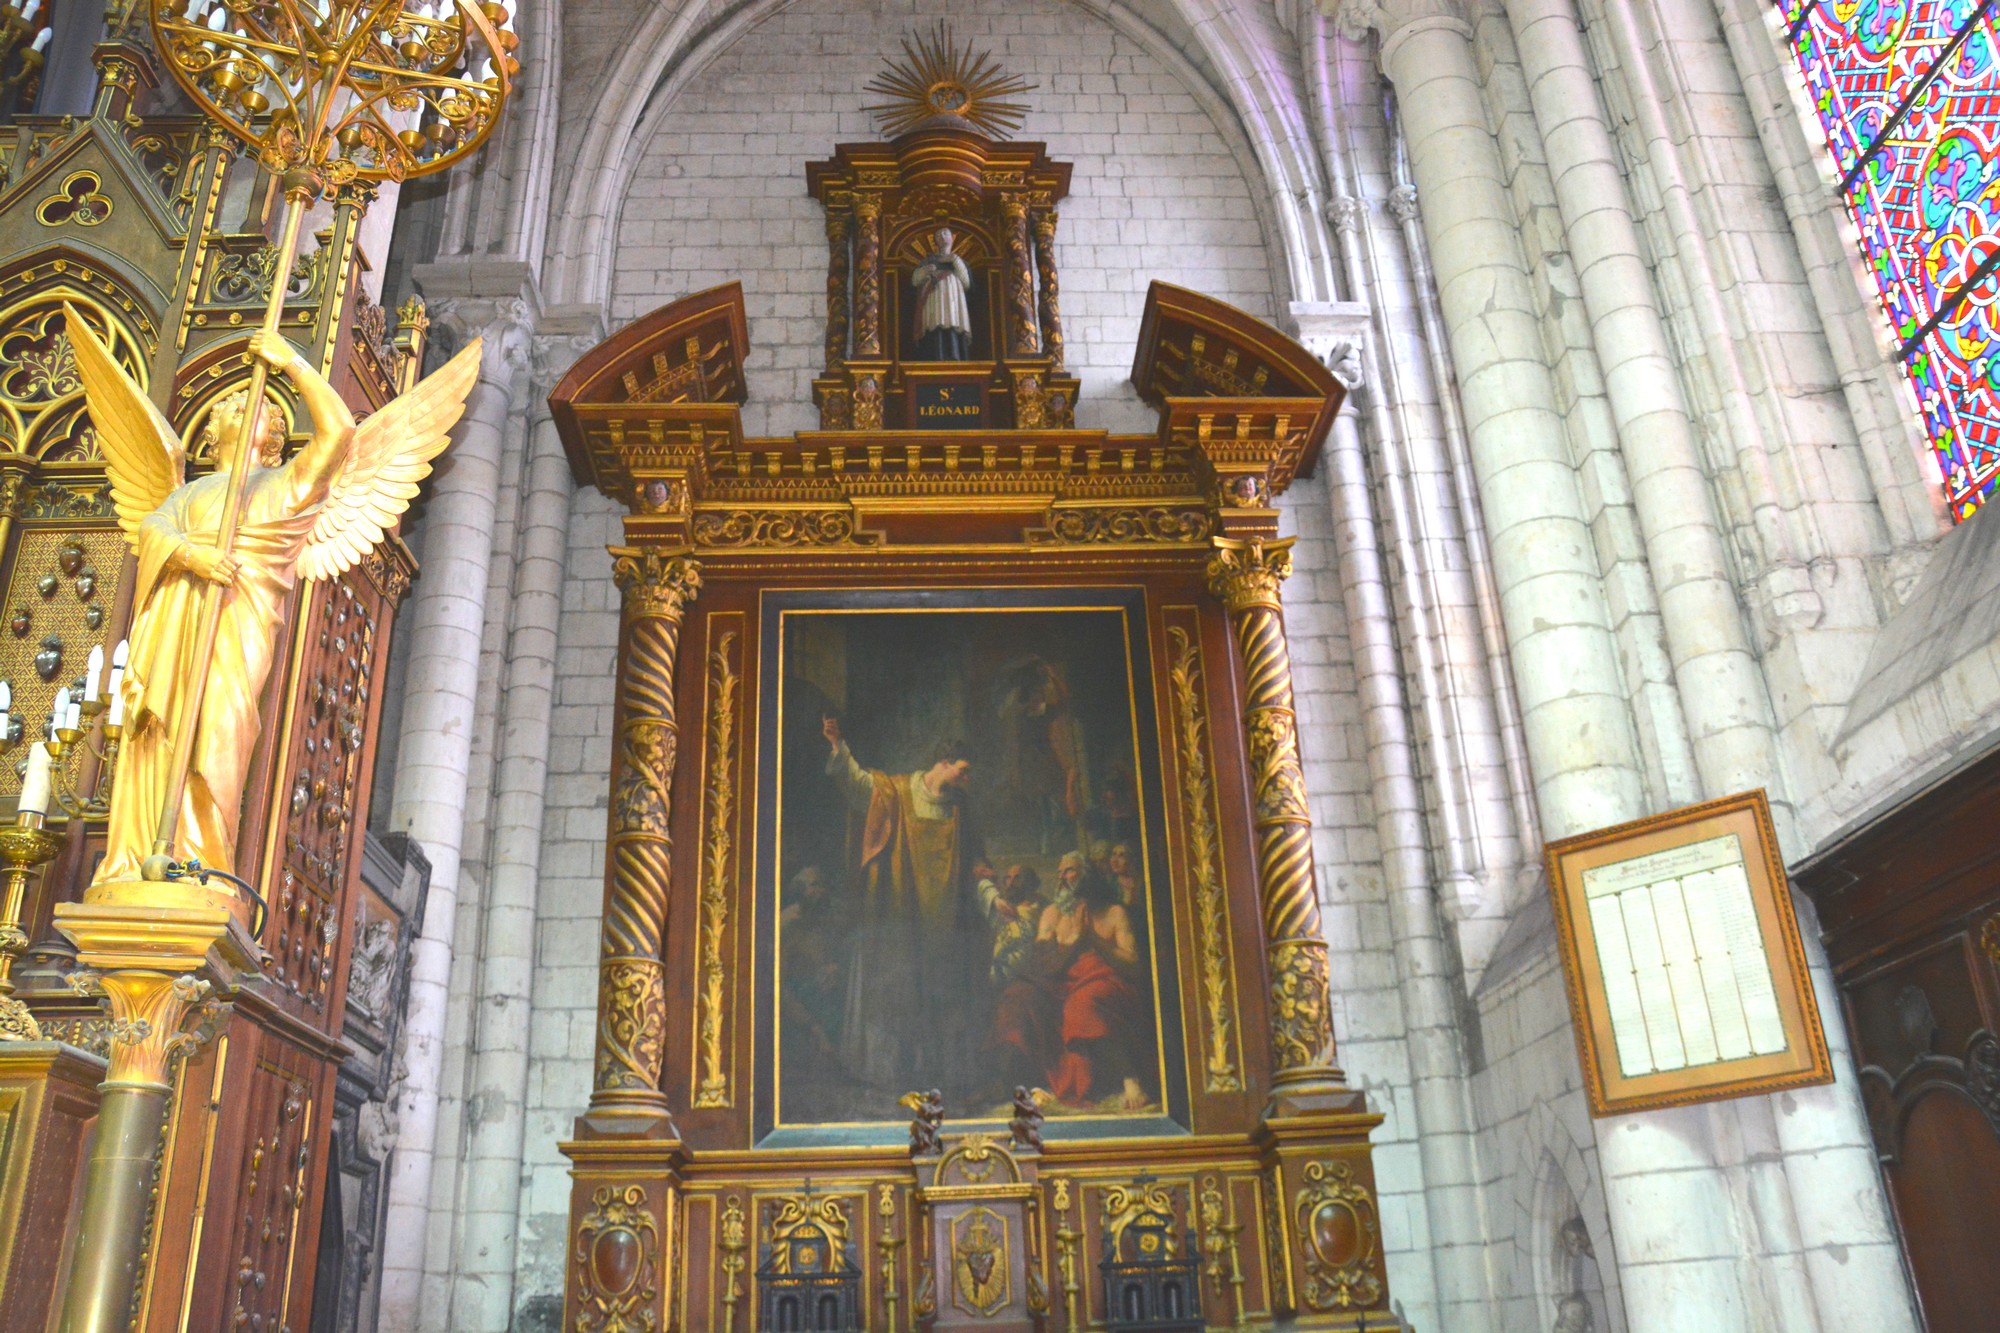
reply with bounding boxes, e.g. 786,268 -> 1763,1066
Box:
1198,1175 -> 1249,1328
34,172 -> 112,227
1168,622 -> 1241,1093
1290,1160 -> 1381,1313
1981,914 -> 2000,968
950,1205 -> 1011,1318
1029,506 -> 1212,546
0,295 -> 147,456
690,509 -> 879,549
719,1193 -> 749,1333
572,1184 -> 661,1333
693,623 -> 740,1109
863,22 -> 1035,139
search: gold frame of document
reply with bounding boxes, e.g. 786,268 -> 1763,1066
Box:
1545,790 -> 1834,1117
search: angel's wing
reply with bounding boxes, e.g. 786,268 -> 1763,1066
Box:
296,339 -> 482,582
65,303 -> 184,536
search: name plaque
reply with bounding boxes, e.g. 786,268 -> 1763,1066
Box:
913,380 -> 987,429
1544,790 -> 1833,1116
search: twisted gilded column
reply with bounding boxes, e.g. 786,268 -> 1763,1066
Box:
590,549 -> 702,1126
1002,194 -> 1039,357
1032,208 -> 1064,369
824,205 -> 851,372
1207,538 -> 1347,1106
853,195 -> 883,359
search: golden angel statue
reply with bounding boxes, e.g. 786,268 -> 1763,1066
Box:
67,307 -> 482,885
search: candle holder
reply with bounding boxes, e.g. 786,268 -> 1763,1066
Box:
48,696 -> 122,821
0,0 -> 47,109
0,811 -> 62,1041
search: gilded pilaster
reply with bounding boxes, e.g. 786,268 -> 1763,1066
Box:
590,548 -> 702,1127
853,195 -> 883,359
1032,208 -> 1064,369
1206,538 -> 1348,1106
51,901 -> 238,1333
1001,194 -> 1038,357
824,205 -> 851,373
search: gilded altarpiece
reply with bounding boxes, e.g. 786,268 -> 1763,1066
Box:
0,32 -> 421,1332
554,253 -> 1401,1325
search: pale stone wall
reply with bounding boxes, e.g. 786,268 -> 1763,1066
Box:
368,0 -> 1993,1330
609,0 -> 1278,437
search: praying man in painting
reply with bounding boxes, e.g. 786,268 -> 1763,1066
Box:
911,227 -> 973,360
823,717 -> 987,1091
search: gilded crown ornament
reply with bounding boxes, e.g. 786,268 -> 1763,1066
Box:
863,21 -> 1034,139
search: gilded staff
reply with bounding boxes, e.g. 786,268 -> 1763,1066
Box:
132,0 -> 519,881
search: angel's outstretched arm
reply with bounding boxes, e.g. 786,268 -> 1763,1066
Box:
250,331 -> 354,496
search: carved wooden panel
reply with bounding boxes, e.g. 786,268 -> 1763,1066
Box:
0,522 -> 123,795
261,574 -> 381,1015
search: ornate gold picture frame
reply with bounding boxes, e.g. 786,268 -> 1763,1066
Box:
1544,790 -> 1834,1116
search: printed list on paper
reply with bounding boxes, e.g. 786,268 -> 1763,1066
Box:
1581,834 -> 1788,1078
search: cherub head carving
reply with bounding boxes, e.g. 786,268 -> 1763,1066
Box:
201,390 -> 288,469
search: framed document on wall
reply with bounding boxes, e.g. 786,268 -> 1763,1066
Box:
1544,790 -> 1834,1117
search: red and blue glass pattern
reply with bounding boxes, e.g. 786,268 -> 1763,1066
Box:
1784,0 -> 2000,518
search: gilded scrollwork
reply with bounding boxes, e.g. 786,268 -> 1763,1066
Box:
1291,1160 -> 1382,1313
1269,939 -> 1334,1075
690,509 -> 878,549
596,958 -> 668,1095
573,1184 -> 661,1333
693,627 -> 740,1109
1168,625 -> 1240,1093
1246,711 -> 1311,824
1033,506 -> 1212,546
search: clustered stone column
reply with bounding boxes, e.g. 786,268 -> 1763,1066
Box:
1032,207 -> 1064,369
1207,537 -> 1348,1103
590,549 -> 702,1125
1001,194 -> 1039,357
852,195 -> 883,359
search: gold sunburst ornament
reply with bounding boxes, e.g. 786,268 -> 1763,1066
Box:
864,22 -> 1035,139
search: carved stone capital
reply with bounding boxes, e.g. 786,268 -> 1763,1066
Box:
1324,195 -> 1364,235
1321,0 -> 1471,45
532,304 -> 609,399
1207,538 -> 1293,612
412,258 -> 540,382
611,549 -> 702,622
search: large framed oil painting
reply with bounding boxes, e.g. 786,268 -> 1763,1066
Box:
755,588 -> 1188,1141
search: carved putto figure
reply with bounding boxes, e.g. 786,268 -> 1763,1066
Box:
911,227 -> 973,360
900,1087 -> 945,1156
70,310 -> 480,884
1009,1084 -> 1044,1150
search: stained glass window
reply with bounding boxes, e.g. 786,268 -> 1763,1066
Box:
1781,0 -> 2000,518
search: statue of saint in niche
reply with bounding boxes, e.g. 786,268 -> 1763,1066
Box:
910,227 -> 973,360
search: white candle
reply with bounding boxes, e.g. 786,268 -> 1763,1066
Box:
51,687 -> 67,735
108,641 -> 128,728
18,742 -> 51,817
29,27 -> 48,51
65,693 -> 80,732
0,679 -> 11,743
21,0 -> 41,23
85,645 -> 103,702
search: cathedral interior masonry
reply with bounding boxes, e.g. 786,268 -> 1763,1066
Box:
0,0 -> 1995,1330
